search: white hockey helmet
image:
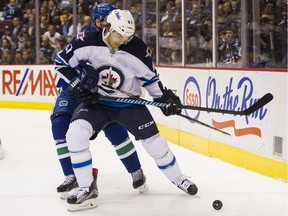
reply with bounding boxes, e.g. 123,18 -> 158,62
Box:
106,9 -> 135,38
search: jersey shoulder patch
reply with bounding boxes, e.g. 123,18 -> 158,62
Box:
72,31 -> 105,50
121,36 -> 154,70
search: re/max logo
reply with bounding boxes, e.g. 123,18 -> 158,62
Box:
1,69 -> 58,96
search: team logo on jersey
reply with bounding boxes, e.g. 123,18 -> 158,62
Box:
76,31 -> 85,41
97,66 -> 124,93
145,47 -> 152,58
59,100 -> 68,107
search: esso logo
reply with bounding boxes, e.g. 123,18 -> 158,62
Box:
183,77 -> 201,120
186,88 -> 199,106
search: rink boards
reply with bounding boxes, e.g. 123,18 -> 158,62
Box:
0,65 -> 287,182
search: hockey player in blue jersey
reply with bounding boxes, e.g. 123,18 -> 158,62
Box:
55,9 -> 198,211
51,3 -> 147,200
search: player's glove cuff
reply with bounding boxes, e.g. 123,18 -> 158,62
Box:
153,87 -> 183,116
73,85 -> 99,105
160,104 -> 182,116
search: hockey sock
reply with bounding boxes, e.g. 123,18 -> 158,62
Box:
70,149 -> 93,188
103,122 -> 141,173
141,134 -> 183,182
52,115 -> 74,176
66,119 -> 95,188
114,138 -> 141,173
154,148 -> 183,182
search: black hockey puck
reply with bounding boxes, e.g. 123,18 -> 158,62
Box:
212,200 -> 223,210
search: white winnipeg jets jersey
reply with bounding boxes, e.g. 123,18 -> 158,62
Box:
55,30 -> 163,99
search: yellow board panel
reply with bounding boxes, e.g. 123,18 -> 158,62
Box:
158,124 -> 287,183
0,101 -> 54,111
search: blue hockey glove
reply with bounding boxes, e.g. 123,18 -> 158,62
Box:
154,88 -> 182,116
75,60 -> 99,92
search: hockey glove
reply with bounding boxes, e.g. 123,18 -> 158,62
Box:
75,60 -> 99,92
72,84 -> 99,105
154,88 -> 182,116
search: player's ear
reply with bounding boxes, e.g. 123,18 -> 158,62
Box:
95,19 -> 100,28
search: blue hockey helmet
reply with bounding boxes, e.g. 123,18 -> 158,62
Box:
93,3 -> 117,22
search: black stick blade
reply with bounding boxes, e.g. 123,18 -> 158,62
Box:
243,93 -> 274,115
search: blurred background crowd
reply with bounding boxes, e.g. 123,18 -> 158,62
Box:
0,0 -> 287,68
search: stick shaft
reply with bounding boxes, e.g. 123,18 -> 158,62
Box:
183,93 -> 273,115
99,93 -> 273,116
100,83 -> 273,116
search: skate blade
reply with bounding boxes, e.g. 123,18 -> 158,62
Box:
67,199 -> 98,212
137,183 -> 149,193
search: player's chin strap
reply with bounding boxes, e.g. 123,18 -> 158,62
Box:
99,83 -> 231,136
102,29 -> 119,54
102,27 -> 110,41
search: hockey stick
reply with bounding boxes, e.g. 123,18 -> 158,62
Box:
97,95 -> 230,135
99,84 -> 230,135
100,83 -> 273,116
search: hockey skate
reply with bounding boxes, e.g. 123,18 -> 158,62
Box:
57,174 -> 78,199
131,169 -> 148,193
67,168 -> 98,212
173,176 -> 198,195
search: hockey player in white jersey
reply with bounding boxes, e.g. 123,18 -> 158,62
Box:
55,9 -> 198,211
51,3 -> 147,201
